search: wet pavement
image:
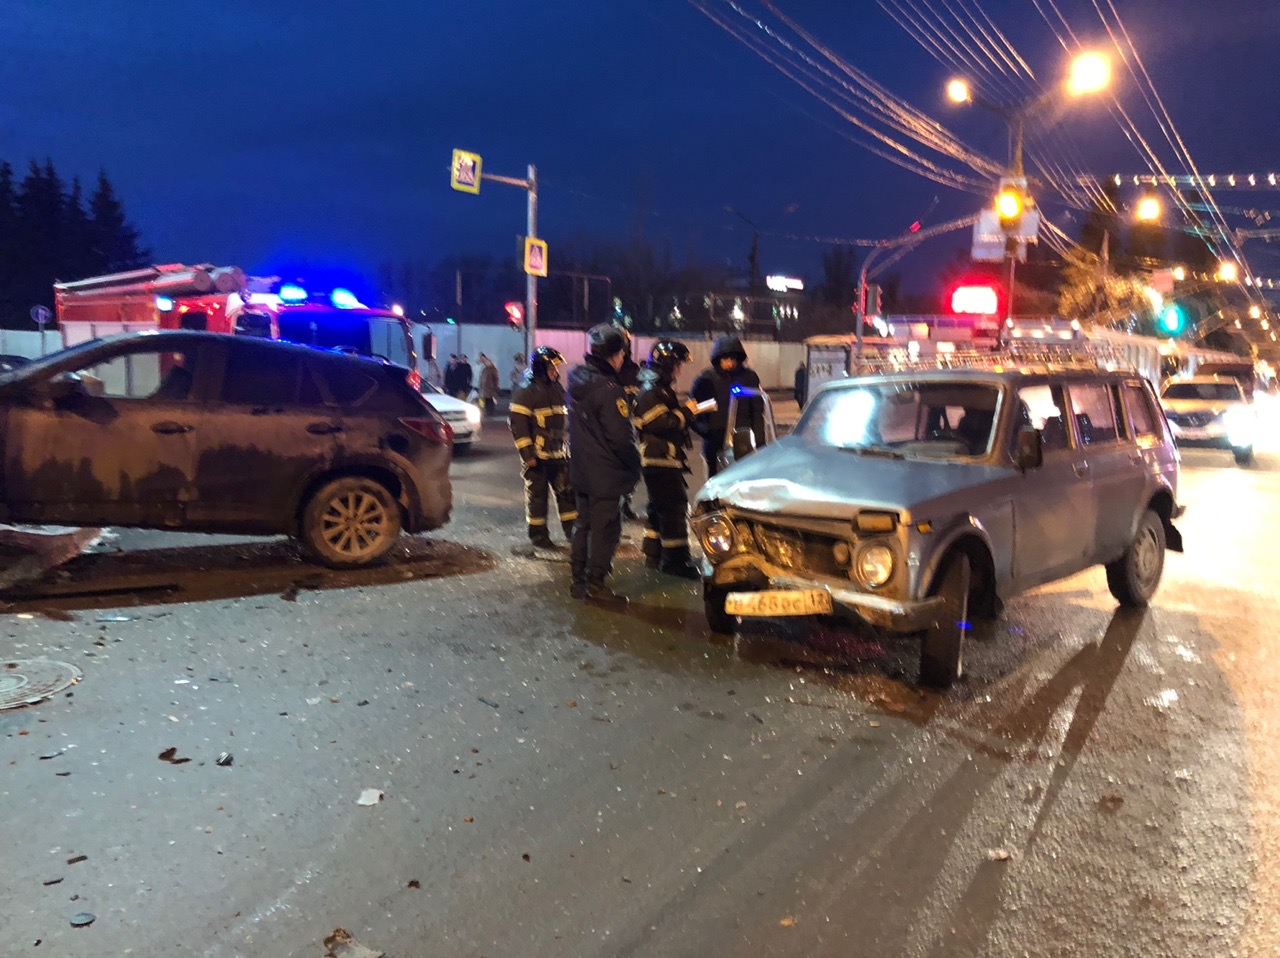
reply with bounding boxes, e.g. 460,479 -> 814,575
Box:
2,430 -> 1279,957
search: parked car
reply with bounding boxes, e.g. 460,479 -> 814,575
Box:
1160,375 -> 1255,465
0,331 -> 453,568
419,380 -> 482,450
691,362 -> 1183,687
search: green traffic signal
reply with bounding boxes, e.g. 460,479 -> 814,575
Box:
1158,304 -> 1187,336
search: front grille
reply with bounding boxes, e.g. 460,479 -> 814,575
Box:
744,521 -> 849,579
1168,411 -> 1217,427
439,410 -> 469,422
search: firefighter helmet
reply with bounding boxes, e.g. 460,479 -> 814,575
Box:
648,339 -> 692,371
529,346 -> 565,379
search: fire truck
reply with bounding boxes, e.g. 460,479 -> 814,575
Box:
54,263 -> 423,387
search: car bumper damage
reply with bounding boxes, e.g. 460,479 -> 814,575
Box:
700,553 -> 946,633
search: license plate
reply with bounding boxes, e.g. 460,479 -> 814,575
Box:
725,589 -> 833,617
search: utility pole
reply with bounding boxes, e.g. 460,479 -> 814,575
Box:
525,164 -> 538,359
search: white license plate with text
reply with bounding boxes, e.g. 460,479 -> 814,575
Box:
725,589 -> 833,617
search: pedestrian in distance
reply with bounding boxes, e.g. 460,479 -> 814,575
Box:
566,324 -> 641,608
794,361 -> 807,407
634,339 -> 702,579
443,354 -> 460,396
691,334 -> 767,478
478,353 -> 500,415
457,355 -> 475,401
510,347 -> 576,551
510,353 -> 524,394
425,357 -> 443,390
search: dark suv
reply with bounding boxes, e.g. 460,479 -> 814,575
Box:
0,331 -> 453,567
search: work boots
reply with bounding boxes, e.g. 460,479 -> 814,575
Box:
659,546 -> 700,581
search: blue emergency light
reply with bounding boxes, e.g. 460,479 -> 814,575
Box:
154,295 -> 175,312
279,283 -> 307,303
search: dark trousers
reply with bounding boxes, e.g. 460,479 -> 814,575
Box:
524,460 -> 576,541
570,493 -> 623,586
642,468 -> 689,563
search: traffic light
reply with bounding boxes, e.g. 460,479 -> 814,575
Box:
1158,303 -> 1187,337
504,301 -> 524,327
995,187 -> 1024,233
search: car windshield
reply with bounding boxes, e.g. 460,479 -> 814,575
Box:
795,380 -> 1001,458
1163,381 -> 1242,402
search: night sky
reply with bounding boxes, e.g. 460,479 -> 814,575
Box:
3,0 -> 1279,295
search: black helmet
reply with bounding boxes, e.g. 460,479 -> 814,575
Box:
648,339 -> 691,371
530,346 -> 565,378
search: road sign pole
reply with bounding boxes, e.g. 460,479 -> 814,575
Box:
525,164 -> 537,360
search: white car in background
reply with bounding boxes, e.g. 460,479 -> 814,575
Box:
420,382 -> 482,451
1160,375 -> 1255,466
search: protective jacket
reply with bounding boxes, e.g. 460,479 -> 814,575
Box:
633,366 -> 692,470
567,356 -> 641,498
509,374 -> 567,464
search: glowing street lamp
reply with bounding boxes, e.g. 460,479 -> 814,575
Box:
1217,261 -> 1240,283
1172,265 -> 1187,281
946,78 -> 971,104
1135,195 -> 1162,222
1067,51 -> 1112,97
1249,305 -> 1262,319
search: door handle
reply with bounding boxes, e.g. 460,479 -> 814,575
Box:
1072,462 -> 1091,478
306,422 -> 343,435
152,421 -> 194,435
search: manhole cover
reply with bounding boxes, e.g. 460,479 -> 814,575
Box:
0,659 -> 82,710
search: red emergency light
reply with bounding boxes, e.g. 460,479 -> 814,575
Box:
950,283 -> 1000,316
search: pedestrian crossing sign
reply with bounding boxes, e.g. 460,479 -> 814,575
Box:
523,237 -> 548,277
451,149 -> 482,194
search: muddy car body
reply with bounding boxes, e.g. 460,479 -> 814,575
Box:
0,331 -> 453,567
691,363 -> 1182,685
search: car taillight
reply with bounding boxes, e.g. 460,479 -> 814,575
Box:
406,368 -> 421,390
400,417 -> 453,445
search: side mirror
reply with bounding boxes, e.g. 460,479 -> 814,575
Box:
46,372 -> 87,402
1014,427 -> 1043,472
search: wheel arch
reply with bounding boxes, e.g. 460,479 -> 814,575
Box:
1145,486 -> 1183,553
291,461 -> 416,534
922,521 -> 999,618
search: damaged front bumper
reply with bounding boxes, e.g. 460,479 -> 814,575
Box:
701,553 -> 945,633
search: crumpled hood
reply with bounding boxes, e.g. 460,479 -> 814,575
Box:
696,437 -> 1007,520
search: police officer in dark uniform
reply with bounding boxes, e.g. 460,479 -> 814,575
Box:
509,347 -> 576,550
634,339 -> 701,579
691,334 -> 767,478
567,324 -> 641,607
615,326 -> 642,521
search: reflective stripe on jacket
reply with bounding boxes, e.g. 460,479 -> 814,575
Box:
510,376 -> 568,461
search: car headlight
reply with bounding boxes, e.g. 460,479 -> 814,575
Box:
701,516 -> 736,556
857,544 -> 895,588
464,405 -> 482,426
1224,405 -> 1255,446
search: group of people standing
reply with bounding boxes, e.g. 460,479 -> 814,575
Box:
430,353 -> 502,414
509,325 -> 765,608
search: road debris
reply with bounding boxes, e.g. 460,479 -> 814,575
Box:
42,877 -> 63,886
66,855 -> 88,865
69,912 -> 96,928
306,697 -> 322,705
158,747 -> 191,765
39,750 -> 65,760
407,880 -> 421,889
477,696 -> 500,709
95,615 -> 132,623
322,926 -> 384,958
356,788 -> 384,806
1099,793 -> 1125,811
986,848 -> 1012,861
215,752 -> 234,767
522,853 -> 531,862
780,916 -> 796,927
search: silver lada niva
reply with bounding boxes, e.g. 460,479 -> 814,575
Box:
691,356 -> 1183,687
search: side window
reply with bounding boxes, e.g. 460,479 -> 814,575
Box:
1067,382 -> 1119,445
316,364 -> 377,406
1014,384 -> 1071,453
221,350 -> 302,405
1122,381 -> 1159,439
72,343 -> 204,401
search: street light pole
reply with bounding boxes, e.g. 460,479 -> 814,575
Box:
525,164 -> 538,359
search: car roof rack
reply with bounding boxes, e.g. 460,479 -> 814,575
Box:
851,340 -> 1137,377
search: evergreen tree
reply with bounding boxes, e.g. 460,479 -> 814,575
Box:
64,177 -> 93,280
88,170 -> 148,274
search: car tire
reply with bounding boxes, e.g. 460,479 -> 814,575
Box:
1105,508 -> 1166,608
1233,445 -> 1254,467
919,552 -> 970,688
703,583 -> 737,636
300,476 -> 402,569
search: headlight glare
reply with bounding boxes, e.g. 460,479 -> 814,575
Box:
465,405 -> 482,426
857,544 -> 895,588
701,516 -> 736,556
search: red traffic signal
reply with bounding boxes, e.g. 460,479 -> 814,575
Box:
950,283 -> 1000,316
504,301 -> 524,325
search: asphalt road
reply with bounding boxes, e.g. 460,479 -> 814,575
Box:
3,424 -> 1280,957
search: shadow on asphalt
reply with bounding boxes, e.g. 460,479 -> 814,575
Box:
0,535 -> 496,613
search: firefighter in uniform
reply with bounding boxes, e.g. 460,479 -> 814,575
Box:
567,325 -> 641,607
509,347 -> 576,549
633,339 -> 702,579
615,326 -> 642,521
